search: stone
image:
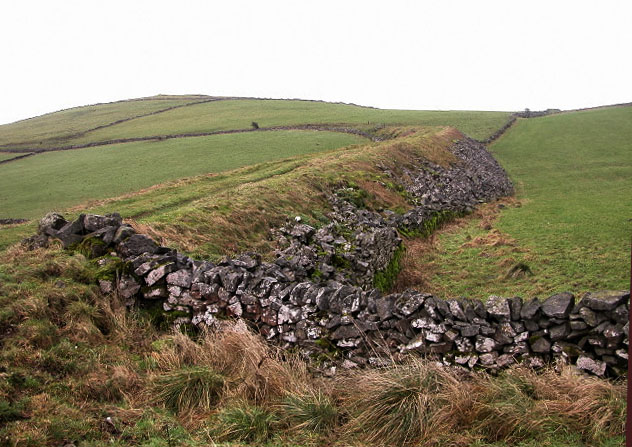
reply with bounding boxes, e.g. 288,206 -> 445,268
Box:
541,292 -> 574,318
57,218 -> 85,240
520,298 -> 541,319
143,286 -> 168,299
117,276 -> 140,300
581,291 -> 629,312
117,234 -> 159,258
146,263 -> 176,287
494,322 -> 516,345
529,335 -> 551,353
576,355 -> 607,377
375,297 -> 394,320
38,212 -> 68,235
485,295 -> 511,321
226,302 -> 243,318
475,336 -> 496,353
166,269 -> 192,288
455,337 -> 474,353
331,325 -> 361,340
113,225 -> 136,244
402,334 -> 426,352
479,352 -> 499,366
578,307 -> 607,327
447,299 -> 467,321
508,296 -> 523,321
460,324 -> 480,337
98,279 -> 114,294
549,323 -> 571,341
394,291 -> 426,316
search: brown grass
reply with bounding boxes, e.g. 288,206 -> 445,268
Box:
147,322 -> 308,408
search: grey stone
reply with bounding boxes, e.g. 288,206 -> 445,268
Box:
98,279 -> 114,294
146,263 -> 176,286
447,299 -> 467,321
38,212 -> 68,235
549,323 -> 571,341
143,286 -> 168,299
375,297 -> 394,320
485,295 -> 511,321
117,234 -> 159,258
520,298 -> 541,319
117,276 -> 140,300
331,325 -> 361,340
529,336 -> 551,353
460,324 -> 480,337
508,296 -> 523,321
113,225 -> 136,244
541,292 -> 574,318
581,291 -> 629,312
166,269 -> 192,288
576,355 -> 607,376
394,291 -> 426,316
475,336 -> 496,353
479,352 -> 499,366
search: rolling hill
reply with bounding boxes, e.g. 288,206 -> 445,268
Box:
0,96 -> 627,447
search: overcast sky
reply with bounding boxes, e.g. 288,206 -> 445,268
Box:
1,0 -> 630,125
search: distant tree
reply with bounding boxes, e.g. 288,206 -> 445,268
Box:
524,108 -> 531,118
251,122 -> 259,129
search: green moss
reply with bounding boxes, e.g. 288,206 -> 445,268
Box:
336,184 -> 370,208
139,300 -> 195,333
76,236 -> 108,259
373,245 -> 406,293
331,254 -> 351,270
399,210 -> 462,239
93,255 -> 132,281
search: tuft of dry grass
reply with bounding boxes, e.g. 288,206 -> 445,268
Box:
337,359 -> 468,446
146,323 -> 308,409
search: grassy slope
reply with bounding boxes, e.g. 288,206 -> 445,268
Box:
0,97 -> 206,148
65,99 -> 511,144
414,106 -> 632,299
79,127 -> 458,259
0,152 -> 25,162
0,126 -> 623,446
0,130 -> 365,220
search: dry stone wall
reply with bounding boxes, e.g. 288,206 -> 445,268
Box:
24,137 -> 629,377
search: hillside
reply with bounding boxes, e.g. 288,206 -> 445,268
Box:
0,98 -> 627,446
399,104 -> 632,298
0,96 -> 512,246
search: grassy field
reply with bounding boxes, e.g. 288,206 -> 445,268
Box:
0,152 -> 24,162
66,99 -> 511,144
407,105 -> 632,299
0,96 -> 209,149
0,122 -> 624,445
0,130 -> 365,220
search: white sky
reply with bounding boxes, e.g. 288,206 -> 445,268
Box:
1,0 -> 631,125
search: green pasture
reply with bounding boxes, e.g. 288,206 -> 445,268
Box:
0,96 -> 205,148
60,99 -> 511,144
0,152 -> 23,162
423,106 -> 632,298
0,130 -> 365,220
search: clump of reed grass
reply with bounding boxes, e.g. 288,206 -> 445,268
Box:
211,403 -> 279,443
279,389 -> 338,433
150,366 -> 224,413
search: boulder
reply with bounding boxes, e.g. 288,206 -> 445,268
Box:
117,234 -> 159,258
541,292 -> 574,318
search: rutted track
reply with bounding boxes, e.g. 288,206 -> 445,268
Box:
0,152 -> 36,165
